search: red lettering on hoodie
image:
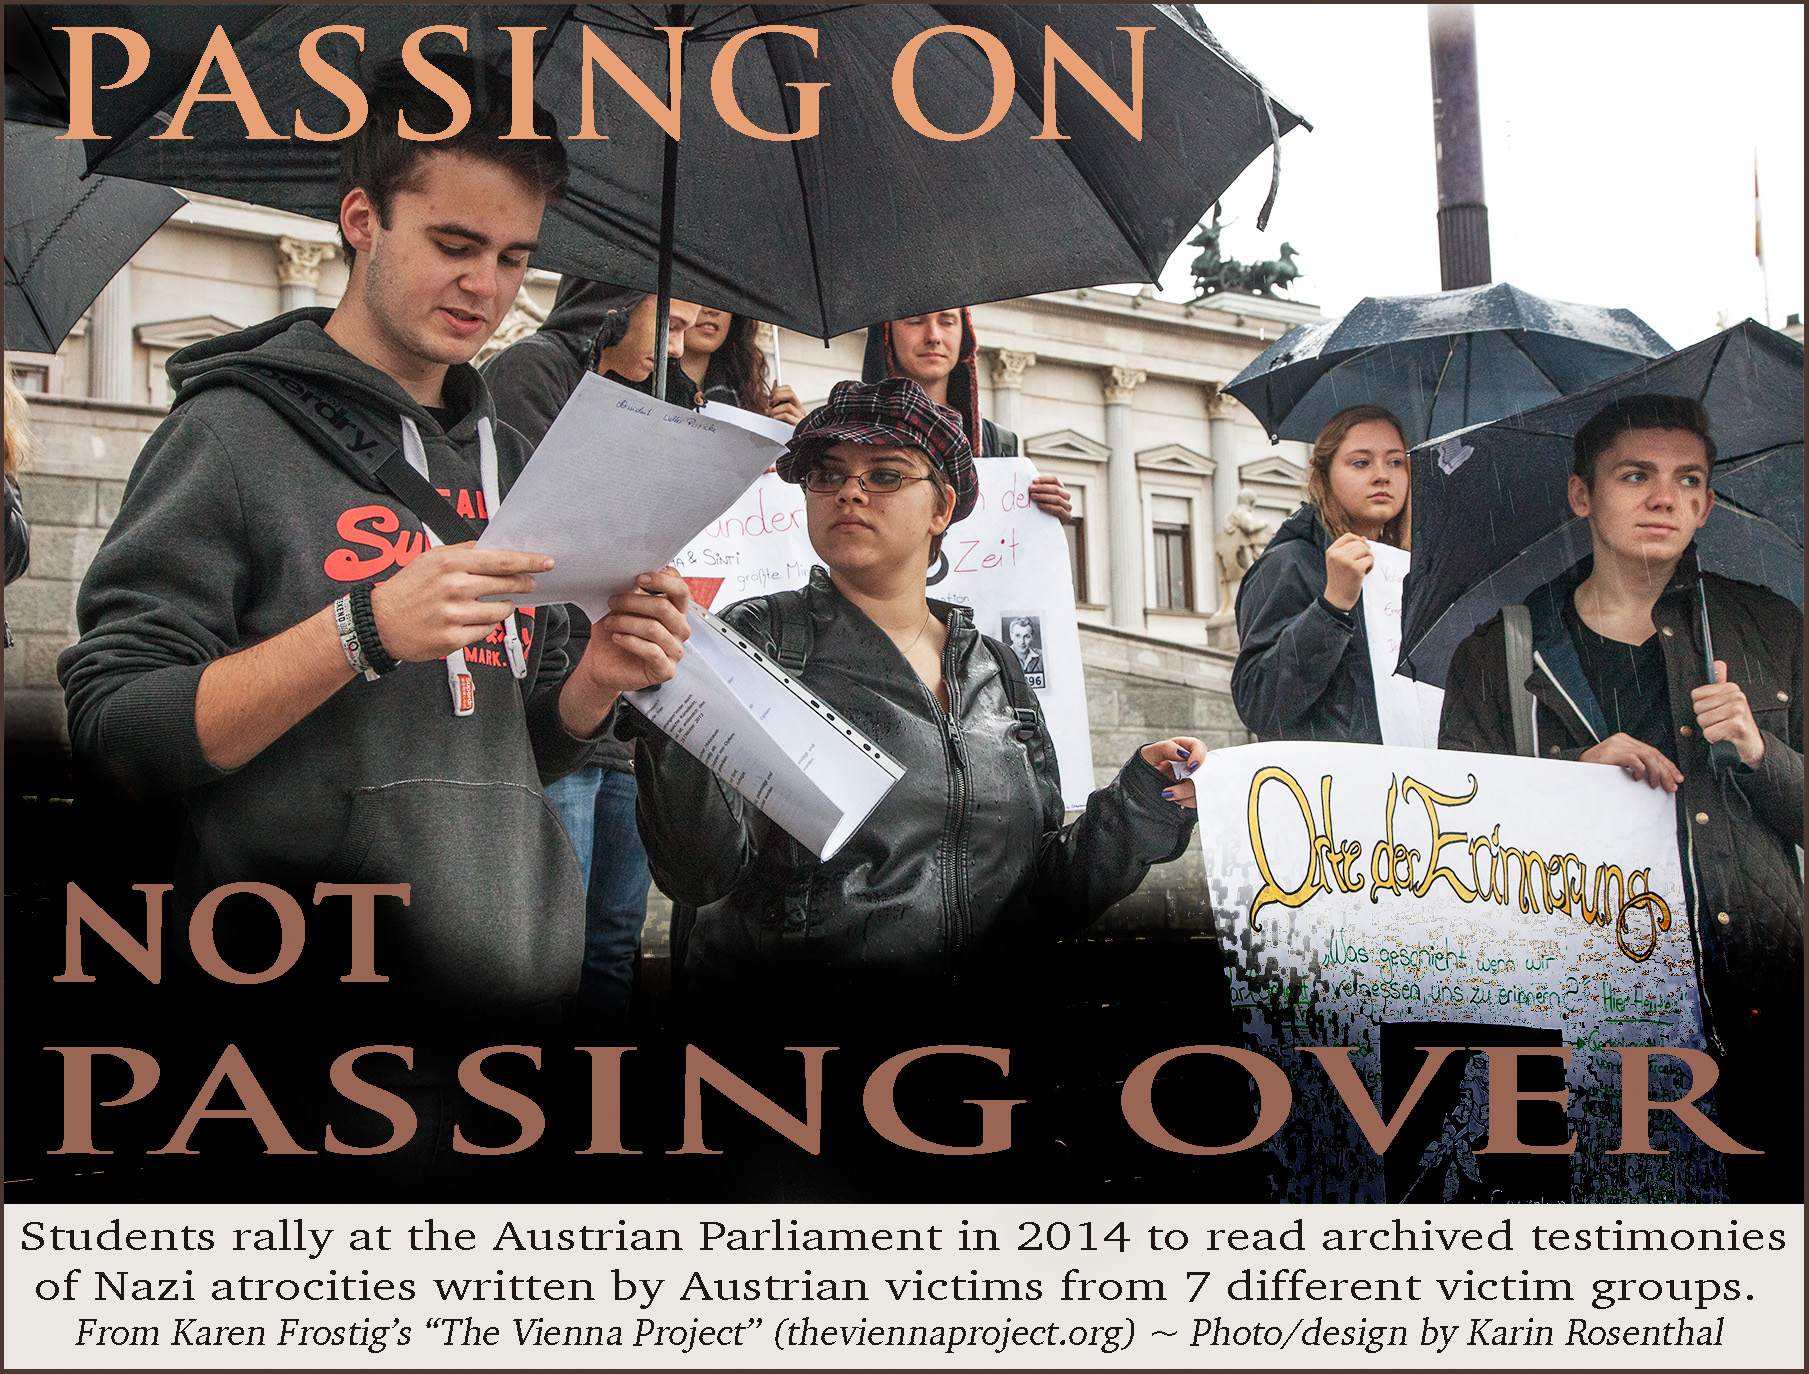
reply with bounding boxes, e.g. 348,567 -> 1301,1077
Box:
324,505 -> 427,581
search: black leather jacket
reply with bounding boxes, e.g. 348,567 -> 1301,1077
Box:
1232,505 -> 1384,743
632,569 -> 1195,1019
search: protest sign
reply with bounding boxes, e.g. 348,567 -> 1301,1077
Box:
1363,541 -> 1445,749
673,458 -> 1097,807
1193,740 -> 1717,1202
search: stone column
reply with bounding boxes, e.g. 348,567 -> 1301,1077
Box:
987,348 -> 1036,441
1104,366 -> 1146,631
87,269 -> 134,403
276,237 -> 337,312
1207,387 -> 1242,613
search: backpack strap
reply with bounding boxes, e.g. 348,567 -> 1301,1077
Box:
767,590 -> 814,673
176,364 -> 480,546
982,636 -> 1064,826
1502,604 -> 1538,758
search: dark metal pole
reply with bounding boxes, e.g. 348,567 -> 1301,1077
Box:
651,6 -> 683,402
1428,4 -> 1491,290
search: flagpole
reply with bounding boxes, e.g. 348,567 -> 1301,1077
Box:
1755,149 -> 1771,328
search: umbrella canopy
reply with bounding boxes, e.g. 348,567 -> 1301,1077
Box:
1398,319 -> 1804,692
1225,281 -> 1672,448
4,120 -> 187,353
24,4 -> 1306,341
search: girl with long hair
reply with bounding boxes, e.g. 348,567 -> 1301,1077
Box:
681,308 -> 806,426
1230,403 -> 1411,742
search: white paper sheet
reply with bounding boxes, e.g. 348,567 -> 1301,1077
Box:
698,398 -> 796,445
628,611 -> 904,860
476,373 -> 786,620
1363,540 -> 1446,749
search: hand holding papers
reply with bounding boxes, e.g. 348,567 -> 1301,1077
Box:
628,611 -> 903,860
476,374 -> 787,620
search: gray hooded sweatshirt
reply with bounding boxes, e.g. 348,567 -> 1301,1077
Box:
59,309 -> 590,1022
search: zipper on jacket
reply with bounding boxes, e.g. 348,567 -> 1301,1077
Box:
920,629 -> 972,994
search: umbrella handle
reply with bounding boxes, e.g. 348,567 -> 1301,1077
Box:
1694,556 -> 1743,773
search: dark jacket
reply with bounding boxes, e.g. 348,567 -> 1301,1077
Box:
4,475 -> 28,585
58,309 -> 590,1021
631,568 -> 1194,1020
1231,504 -> 1383,743
482,278 -> 696,771
862,311 -> 1018,456
1438,557 -> 1803,1067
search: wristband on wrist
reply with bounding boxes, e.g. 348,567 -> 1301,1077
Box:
350,584 -> 400,679
333,593 -> 375,679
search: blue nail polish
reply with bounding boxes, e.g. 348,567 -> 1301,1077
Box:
1176,747 -> 1190,759
1162,789 -> 1176,799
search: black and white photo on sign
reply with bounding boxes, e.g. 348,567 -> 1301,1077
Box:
1001,613 -> 1047,688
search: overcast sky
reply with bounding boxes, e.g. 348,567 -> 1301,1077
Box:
1125,5 -> 1804,348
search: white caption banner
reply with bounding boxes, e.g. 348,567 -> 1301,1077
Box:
6,1204 -> 1800,1368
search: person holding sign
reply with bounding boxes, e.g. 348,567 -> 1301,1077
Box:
623,378 -> 1200,1026
865,308 -> 1073,519
681,308 -> 807,426
1438,394 -> 1803,1200
1231,405 -> 1411,741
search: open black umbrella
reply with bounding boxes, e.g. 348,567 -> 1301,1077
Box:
4,120 -> 187,353
1224,281 -> 1672,447
21,4 -> 1305,371
1398,319 -> 1804,692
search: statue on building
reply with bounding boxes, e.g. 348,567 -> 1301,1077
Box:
1188,203 -> 1303,301
1213,487 -> 1278,615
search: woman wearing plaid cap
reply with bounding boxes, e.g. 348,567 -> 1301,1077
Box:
621,378 -> 1203,1026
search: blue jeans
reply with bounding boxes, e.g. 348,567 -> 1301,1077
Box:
544,765 -> 652,1024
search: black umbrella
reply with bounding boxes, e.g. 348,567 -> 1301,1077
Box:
1224,281 -> 1672,447
1398,320 -> 1804,693
4,120 -> 187,353
22,4 -> 1305,370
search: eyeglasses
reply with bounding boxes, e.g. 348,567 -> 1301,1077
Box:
802,468 -> 938,496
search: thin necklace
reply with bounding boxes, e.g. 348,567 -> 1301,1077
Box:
894,606 -> 933,656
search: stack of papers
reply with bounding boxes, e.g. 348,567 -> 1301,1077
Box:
478,375 -> 901,859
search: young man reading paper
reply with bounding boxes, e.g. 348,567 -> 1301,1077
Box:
1438,394 -> 1803,1201
57,59 -> 691,1177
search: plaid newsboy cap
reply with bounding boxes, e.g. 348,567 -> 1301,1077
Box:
777,378 -> 978,523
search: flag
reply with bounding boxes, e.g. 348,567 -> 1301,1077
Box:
1755,153 -> 1764,263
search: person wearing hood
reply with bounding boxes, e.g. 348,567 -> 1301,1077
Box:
56,60 -> 693,1171
865,310 -> 1073,523
1231,404 -> 1411,742
481,281 -> 700,1032
624,377 -> 1200,1032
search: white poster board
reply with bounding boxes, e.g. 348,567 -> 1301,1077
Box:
1194,740 -> 1717,1202
672,457 -> 1096,807
1363,540 -> 1445,749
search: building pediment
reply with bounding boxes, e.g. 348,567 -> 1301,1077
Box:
1024,429 -> 1110,464
1239,453 -> 1308,484
135,316 -> 239,350
1136,443 -> 1215,477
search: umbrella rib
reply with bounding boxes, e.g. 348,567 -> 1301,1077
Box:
767,23 -> 832,339
1696,331 -> 1733,406
19,179 -> 106,276
690,6 -> 864,41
